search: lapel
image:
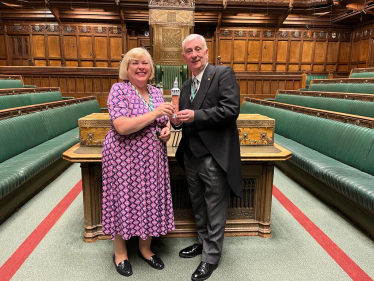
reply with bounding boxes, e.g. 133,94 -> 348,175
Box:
192,64 -> 215,109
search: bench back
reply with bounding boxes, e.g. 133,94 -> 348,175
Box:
305,74 -> 329,89
0,79 -> 24,89
0,99 -> 101,163
309,79 -> 374,94
240,101 -> 374,176
350,67 -> 374,78
275,93 -> 374,118
0,90 -> 62,110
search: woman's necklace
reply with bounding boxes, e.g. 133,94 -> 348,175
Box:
130,83 -> 160,139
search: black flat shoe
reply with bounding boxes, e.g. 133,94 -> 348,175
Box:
191,262 -> 218,281
138,251 -> 164,270
113,254 -> 132,277
179,244 -> 203,258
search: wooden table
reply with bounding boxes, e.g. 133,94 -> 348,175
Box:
63,143 -> 291,242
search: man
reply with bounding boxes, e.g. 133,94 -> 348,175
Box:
171,34 -> 243,281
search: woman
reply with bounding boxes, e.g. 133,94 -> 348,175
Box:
101,47 -> 175,277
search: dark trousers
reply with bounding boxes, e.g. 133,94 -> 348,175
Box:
184,153 -> 230,265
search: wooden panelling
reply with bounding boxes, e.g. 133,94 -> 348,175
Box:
289,41 -> 300,63
235,72 -> 302,103
110,37 -> 123,60
351,40 -> 360,62
79,36 -> 93,58
339,42 -> 350,62
47,36 -> 61,58
0,35 -> 5,57
301,41 -> 313,62
95,37 -> 108,59
64,36 -> 78,58
261,41 -> 274,62
81,61 -> 94,67
326,42 -> 339,62
276,41 -> 288,62
50,60 -> 62,66
219,40 -> 232,61
32,35 -> 46,57
234,40 -> 246,61
248,41 -> 260,62
34,60 -> 47,66
314,42 -> 326,63
360,39 -> 370,62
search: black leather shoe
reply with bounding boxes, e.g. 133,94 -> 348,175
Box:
191,262 -> 218,281
179,244 -> 203,258
113,254 -> 132,277
139,251 -> 164,270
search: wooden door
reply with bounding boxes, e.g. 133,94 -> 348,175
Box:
10,36 -> 30,66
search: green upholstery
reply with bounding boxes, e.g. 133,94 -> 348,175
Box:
0,79 -> 24,89
0,99 -> 101,199
309,82 -> 374,94
275,94 -> 374,118
240,101 -> 374,219
0,91 -> 63,110
305,74 -> 328,89
350,72 -> 374,78
155,64 -> 188,90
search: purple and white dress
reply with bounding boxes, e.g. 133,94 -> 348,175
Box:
102,81 -> 175,240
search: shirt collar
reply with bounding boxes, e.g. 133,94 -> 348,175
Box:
192,63 -> 208,83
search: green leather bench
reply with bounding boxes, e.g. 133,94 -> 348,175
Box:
309,78 -> 374,94
0,88 -> 63,110
0,99 -> 101,223
0,75 -> 36,89
274,92 -> 374,118
350,67 -> 374,78
305,74 -> 329,89
240,100 -> 374,236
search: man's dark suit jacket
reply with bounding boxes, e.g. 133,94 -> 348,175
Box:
175,64 -> 243,198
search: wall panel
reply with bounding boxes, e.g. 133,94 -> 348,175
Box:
32,35 -> 46,57
48,36 -> 61,57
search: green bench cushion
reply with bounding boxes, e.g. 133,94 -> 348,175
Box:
0,128 -> 79,198
0,80 -> 24,89
240,102 -> 374,175
350,72 -> 374,78
0,91 -> 63,110
274,133 -> 374,213
309,82 -> 374,94
0,99 -> 101,196
0,114 -> 49,163
275,94 -> 374,118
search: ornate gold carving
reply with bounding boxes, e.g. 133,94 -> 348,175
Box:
149,0 -> 194,9
8,25 -> 29,32
162,29 -> 182,48
149,9 -> 194,25
161,51 -> 182,59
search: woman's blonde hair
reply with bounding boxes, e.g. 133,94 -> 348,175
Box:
119,47 -> 155,80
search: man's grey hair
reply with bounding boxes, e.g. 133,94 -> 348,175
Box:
182,34 -> 207,52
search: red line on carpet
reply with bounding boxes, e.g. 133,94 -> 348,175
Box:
273,185 -> 372,281
0,180 -> 82,281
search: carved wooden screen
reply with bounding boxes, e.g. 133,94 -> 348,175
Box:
152,25 -> 189,65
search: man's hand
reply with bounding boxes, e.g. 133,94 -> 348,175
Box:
176,109 -> 195,123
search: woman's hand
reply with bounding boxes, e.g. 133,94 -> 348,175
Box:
158,126 -> 171,143
154,102 -> 175,119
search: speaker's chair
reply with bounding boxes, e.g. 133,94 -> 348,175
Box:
155,64 -> 188,90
